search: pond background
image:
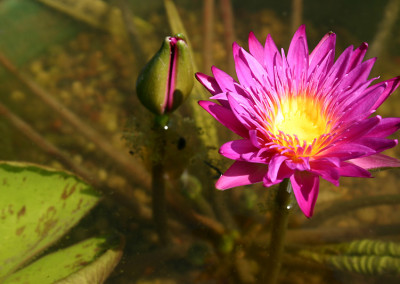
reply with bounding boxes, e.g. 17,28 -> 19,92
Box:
0,0 -> 400,283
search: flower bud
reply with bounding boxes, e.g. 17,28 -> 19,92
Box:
136,34 -> 194,115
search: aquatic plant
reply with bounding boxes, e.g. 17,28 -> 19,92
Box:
136,34 -> 194,116
197,25 -> 400,218
136,33 -> 195,245
197,24 -> 400,283
299,240 -> 400,276
0,162 -> 123,283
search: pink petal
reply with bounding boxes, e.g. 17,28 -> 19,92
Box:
307,49 -> 335,95
337,162 -> 371,177
334,116 -> 381,143
249,129 -> 263,148
311,157 -> 341,167
198,100 -> 248,138
288,25 -> 308,56
354,137 -> 398,153
263,163 -> 293,187
334,58 -> 376,99
321,45 -> 353,92
287,25 -> 308,84
267,155 -> 288,182
227,93 -> 265,132
370,76 -> 400,111
248,32 -> 264,65
347,42 -> 368,72
366,117 -> 400,137
209,92 -> 229,107
317,143 -> 376,160
219,139 -> 264,163
210,85 -> 251,108
233,43 -> 267,89
349,154 -> 400,169
212,66 -> 238,93
285,157 -> 311,171
290,172 -> 320,218
263,34 -> 280,79
309,32 -> 336,76
195,72 -> 222,95
216,161 -> 267,189
333,78 -> 377,117
310,160 -> 340,186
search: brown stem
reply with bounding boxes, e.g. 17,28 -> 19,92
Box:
203,0 -> 215,71
0,101 -> 143,210
264,179 -> 292,284
220,0 -> 235,75
210,187 -> 238,231
0,51 -> 151,190
291,0 -> 303,34
152,123 -> 170,245
152,161 -> 169,245
0,102 -> 94,183
166,186 -> 226,237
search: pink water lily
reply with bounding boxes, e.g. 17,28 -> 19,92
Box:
197,25 -> 400,217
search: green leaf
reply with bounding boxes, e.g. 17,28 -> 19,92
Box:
0,162 -> 101,280
3,237 -> 123,284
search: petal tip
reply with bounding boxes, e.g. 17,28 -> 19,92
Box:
195,72 -> 205,81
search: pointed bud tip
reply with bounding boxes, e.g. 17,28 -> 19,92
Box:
136,34 -> 194,115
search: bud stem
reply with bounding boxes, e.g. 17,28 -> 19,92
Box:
264,178 -> 292,284
152,116 -> 171,245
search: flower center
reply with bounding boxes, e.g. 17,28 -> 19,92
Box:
273,96 -> 328,146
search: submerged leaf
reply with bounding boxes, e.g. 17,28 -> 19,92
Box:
0,162 -> 100,280
299,239 -> 400,276
303,252 -> 400,276
3,237 -> 123,284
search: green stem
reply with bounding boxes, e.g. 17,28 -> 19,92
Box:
152,117 -> 170,245
264,179 -> 292,284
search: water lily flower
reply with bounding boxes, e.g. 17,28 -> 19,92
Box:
136,34 -> 194,115
196,25 -> 400,217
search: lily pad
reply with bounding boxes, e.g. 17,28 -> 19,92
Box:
0,162 -> 100,281
3,237 -> 123,284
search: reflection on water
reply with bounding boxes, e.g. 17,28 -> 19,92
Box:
0,0 -> 400,283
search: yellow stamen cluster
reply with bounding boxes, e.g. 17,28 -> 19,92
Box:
272,96 -> 329,154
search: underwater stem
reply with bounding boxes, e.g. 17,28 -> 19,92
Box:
0,51 -> 151,190
152,119 -> 170,245
291,0 -> 303,35
265,179 -> 292,284
0,102 -> 94,181
220,0 -> 235,75
203,0 -> 214,71
0,101 -> 151,214
210,186 -> 238,231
